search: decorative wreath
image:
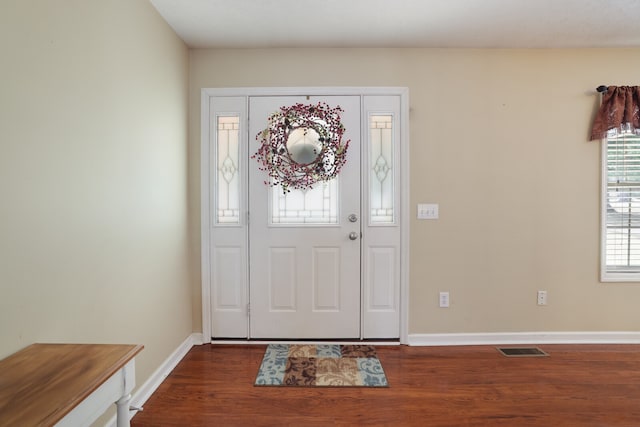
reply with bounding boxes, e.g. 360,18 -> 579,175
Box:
253,102 -> 350,192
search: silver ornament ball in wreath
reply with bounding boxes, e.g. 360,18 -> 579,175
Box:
253,102 -> 350,192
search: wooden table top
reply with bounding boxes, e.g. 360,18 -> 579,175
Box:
0,343 -> 143,427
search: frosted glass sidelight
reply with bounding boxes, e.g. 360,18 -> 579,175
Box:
216,116 -> 240,224
370,115 -> 394,223
271,179 -> 338,225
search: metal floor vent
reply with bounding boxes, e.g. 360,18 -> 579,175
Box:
497,347 -> 549,357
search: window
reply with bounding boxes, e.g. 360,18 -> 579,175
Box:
270,180 -> 338,225
216,115 -> 240,224
602,129 -> 640,281
369,115 -> 395,224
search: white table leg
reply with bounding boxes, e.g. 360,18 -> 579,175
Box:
116,394 -> 131,427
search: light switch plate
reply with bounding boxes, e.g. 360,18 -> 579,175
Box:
439,291 -> 450,308
417,203 -> 439,219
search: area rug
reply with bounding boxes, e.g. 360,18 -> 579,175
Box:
254,344 -> 388,387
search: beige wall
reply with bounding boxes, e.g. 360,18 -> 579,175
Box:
190,48 -> 640,335
0,0 -> 191,417
3,3 -> 638,414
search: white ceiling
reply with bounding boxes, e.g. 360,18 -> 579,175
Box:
150,0 -> 640,49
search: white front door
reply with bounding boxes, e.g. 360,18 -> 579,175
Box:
249,96 -> 362,339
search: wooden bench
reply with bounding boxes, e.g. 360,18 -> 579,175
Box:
0,343 -> 143,427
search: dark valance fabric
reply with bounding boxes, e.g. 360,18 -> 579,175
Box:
590,86 -> 640,140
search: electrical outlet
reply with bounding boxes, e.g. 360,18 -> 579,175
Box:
439,291 -> 450,308
537,290 -> 548,306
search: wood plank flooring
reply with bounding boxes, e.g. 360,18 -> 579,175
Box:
131,344 -> 640,426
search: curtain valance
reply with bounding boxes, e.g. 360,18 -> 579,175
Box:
590,85 -> 640,140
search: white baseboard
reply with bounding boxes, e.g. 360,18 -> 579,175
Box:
105,332 -> 202,427
408,331 -> 640,346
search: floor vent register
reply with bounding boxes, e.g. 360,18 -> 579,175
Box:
497,347 -> 549,357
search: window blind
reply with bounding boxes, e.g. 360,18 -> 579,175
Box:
604,130 -> 640,276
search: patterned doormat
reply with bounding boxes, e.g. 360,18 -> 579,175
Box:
255,344 -> 388,387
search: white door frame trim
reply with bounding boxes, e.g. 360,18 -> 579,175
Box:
200,87 -> 410,344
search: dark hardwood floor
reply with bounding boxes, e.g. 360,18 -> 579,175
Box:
131,344 -> 640,426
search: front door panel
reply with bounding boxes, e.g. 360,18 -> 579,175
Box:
249,96 -> 361,339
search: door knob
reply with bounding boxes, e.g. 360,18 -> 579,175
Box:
348,232 -> 359,240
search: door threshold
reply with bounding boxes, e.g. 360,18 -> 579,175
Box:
209,338 -> 401,346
